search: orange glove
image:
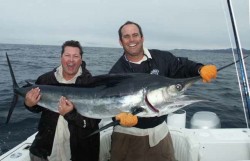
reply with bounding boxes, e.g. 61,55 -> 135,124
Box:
200,65 -> 217,83
115,112 -> 138,127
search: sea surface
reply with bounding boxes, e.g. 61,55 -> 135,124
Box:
0,43 -> 249,155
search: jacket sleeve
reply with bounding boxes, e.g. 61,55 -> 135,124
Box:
24,103 -> 43,113
152,50 -> 204,78
169,56 -> 203,78
64,109 -> 100,129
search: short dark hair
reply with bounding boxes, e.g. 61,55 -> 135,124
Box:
118,21 -> 143,41
61,40 -> 83,57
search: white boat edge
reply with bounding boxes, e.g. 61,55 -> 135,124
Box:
1,112 -> 250,161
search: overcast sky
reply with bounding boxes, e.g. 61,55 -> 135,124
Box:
0,0 -> 249,50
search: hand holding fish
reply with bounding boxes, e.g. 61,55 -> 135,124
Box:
58,96 -> 74,116
200,65 -> 217,83
24,87 -> 41,107
115,112 -> 138,127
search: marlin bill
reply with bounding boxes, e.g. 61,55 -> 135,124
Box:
6,53 -> 201,122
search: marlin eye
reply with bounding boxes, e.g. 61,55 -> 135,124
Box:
175,84 -> 183,91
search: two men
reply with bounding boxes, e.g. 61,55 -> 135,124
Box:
24,21 -> 217,161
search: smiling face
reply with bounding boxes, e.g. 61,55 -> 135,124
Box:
61,46 -> 82,80
119,24 -> 144,62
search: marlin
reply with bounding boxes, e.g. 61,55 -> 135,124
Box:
6,53 -> 248,124
5,53 -> 201,123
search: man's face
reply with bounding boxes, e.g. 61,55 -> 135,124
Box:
120,24 -> 144,59
61,46 -> 82,80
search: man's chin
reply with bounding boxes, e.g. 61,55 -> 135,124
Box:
126,49 -> 140,56
66,70 -> 77,76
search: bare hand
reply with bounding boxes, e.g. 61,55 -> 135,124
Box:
58,96 -> 74,116
25,87 -> 41,107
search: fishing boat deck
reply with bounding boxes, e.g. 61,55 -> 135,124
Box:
1,127 -> 250,161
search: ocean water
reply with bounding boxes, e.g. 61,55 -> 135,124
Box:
0,43 -> 249,155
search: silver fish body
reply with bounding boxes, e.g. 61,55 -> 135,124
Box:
6,53 -> 200,122
15,73 -> 200,119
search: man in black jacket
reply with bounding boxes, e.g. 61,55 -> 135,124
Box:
25,40 -> 100,161
109,21 -> 217,161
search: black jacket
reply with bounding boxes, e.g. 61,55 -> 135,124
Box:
26,62 -> 100,161
110,49 -> 203,77
109,49 -> 203,128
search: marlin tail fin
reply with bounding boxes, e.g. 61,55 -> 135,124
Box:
6,52 -> 20,124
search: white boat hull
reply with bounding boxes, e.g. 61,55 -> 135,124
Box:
1,126 -> 250,161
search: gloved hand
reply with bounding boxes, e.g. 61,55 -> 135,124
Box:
115,112 -> 138,127
200,65 -> 217,83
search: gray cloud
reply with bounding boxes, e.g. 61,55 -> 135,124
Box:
0,0 -> 249,49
